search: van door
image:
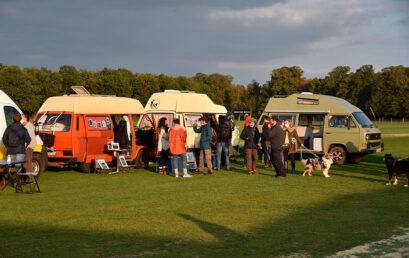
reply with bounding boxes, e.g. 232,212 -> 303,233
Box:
182,114 -> 201,149
297,114 -> 325,151
325,115 -> 360,154
85,115 -> 114,162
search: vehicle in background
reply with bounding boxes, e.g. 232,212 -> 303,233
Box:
0,90 -> 47,172
34,86 -> 152,172
141,90 -> 227,156
258,92 -> 383,165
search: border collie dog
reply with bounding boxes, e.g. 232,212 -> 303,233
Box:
302,154 -> 334,178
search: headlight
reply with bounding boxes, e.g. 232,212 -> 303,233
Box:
365,134 -> 369,140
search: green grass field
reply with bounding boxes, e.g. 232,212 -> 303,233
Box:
0,137 -> 408,257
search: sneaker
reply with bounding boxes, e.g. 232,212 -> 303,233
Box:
175,172 -> 179,178
183,174 -> 192,178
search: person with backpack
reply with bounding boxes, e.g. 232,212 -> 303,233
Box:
168,118 -> 192,178
215,115 -> 232,171
193,117 -> 213,175
1,114 -> 31,185
240,118 -> 260,175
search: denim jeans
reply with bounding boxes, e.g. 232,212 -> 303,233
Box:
171,154 -> 187,172
216,141 -> 230,169
6,154 -> 25,172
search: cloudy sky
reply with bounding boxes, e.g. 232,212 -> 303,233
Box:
0,0 -> 408,85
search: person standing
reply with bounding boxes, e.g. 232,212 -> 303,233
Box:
2,114 -> 31,184
270,116 -> 286,178
261,115 -> 273,168
193,117 -> 213,175
283,119 -> 304,174
215,115 -> 232,171
240,118 -> 260,175
21,113 -> 37,183
157,117 -> 169,175
168,118 -> 192,178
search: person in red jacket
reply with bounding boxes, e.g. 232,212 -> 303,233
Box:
244,114 -> 251,127
168,118 -> 192,178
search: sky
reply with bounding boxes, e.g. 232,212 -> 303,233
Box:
0,0 -> 408,85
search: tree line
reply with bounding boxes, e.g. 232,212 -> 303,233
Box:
0,63 -> 407,118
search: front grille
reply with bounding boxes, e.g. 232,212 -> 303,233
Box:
367,134 -> 381,140
368,142 -> 381,149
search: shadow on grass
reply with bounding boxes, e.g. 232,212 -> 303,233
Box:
0,186 -> 408,257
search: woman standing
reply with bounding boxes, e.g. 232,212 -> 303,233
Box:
282,119 -> 304,174
157,117 -> 169,175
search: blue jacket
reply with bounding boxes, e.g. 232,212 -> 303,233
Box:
193,122 -> 212,150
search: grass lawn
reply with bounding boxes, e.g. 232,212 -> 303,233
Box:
0,137 -> 408,257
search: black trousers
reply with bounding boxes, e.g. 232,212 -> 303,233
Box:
283,149 -> 296,171
271,149 -> 286,177
159,149 -> 169,167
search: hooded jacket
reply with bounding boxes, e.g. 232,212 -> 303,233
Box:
168,124 -> 186,155
193,122 -> 212,150
3,122 -> 31,155
240,126 -> 260,149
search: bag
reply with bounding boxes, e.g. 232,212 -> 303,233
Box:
218,116 -> 232,141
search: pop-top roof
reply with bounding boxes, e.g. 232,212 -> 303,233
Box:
145,91 -> 227,114
38,95 -> 145,114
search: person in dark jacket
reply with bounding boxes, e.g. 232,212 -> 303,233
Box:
2,114 -> 31,180
270,116 -> 286,178
215,115 -> 232,171
240,118 -> 260,175
193,117 -> 213,175
261,115 -> 273,168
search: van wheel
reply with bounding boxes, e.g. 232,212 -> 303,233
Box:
329,146 -> 347,165
134,149 -> 148,169
32,153 -> 45,173
80,162 -> 93,173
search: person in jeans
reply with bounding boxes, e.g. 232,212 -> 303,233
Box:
193,117 -> 213,175
21,113 -> 37,183
215,115 -> 232,171
168,118 -> 192,178
261,115 -> 273,168
240,118 -> 260,175
270,116 -> 286,178
1,114 -> 31,185
283,119 -> 304,174
157,117 -> 169,175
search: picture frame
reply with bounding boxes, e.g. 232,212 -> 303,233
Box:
97,159 -> 109,170
88,119 -> 93,126
119,156 -> 128,167
93,121 -> 97,128
98,122 -> 102,128
186,152 -> 195,163
102,121 -> 106,128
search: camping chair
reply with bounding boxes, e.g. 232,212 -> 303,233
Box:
14,171 -> 41,194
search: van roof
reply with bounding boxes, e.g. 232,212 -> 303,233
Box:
38,95 -> 145,114
0,90 -> 20,107
145,91 -> 227,114
264,93 -> 362,114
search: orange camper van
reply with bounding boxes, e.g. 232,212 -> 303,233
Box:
34,87 -> 155,172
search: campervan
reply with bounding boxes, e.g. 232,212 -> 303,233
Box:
0,90 -> 47,172
34,87 -> 152,172
142,90 -> 227,152
258,93 -> 383,164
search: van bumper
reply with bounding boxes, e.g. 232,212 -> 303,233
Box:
365,142 -> 384,153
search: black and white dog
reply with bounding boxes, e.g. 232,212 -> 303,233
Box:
383,154 -> 409,187
302,154 -> 333,178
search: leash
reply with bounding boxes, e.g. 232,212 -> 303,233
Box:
299,146 -> 319,159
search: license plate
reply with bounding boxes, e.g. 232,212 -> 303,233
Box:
48,151 -> 56,156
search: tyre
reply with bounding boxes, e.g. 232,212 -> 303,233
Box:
329,146 -> 347,165
80,162 -> 93,173
134,149 -> 148,169
32,153 -> 45,173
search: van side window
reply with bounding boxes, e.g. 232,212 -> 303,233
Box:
3,106 -> 20,126
298,114 -> 324,127
328,115 -> 356,128
184,115 -> 201,127
86,116 -> 112,131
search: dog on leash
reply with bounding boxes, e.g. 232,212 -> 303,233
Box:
383,154 -> 409,187
301,154 -> 334,178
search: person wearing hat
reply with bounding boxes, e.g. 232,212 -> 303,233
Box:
270,116 -> 286,178
240,117 -> 260,175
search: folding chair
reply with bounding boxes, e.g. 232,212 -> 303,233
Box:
15,171 -> 41,194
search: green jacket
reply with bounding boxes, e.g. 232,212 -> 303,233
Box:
193,122 -> 212,150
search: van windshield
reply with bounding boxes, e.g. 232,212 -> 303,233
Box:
35,113 -> 72,132
352,112 -> 375,128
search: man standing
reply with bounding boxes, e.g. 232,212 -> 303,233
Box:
21,113 -> 37,183
240,118 -> 260,175
168,118 -> 192,178
215,115 -> 232,171
261,115 -> 273,168
270,116 -> 286,178
193,117 -> 213,175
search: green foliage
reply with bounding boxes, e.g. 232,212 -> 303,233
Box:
0,64 -> 407,118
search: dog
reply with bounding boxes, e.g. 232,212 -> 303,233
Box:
383,154 -> 409,187
301,154 -> 333,178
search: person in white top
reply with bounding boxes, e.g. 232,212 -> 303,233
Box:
157,117 -> 169,175
21,113 -> 37,183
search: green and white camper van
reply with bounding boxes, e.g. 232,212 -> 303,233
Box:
258,93 -> 383,164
